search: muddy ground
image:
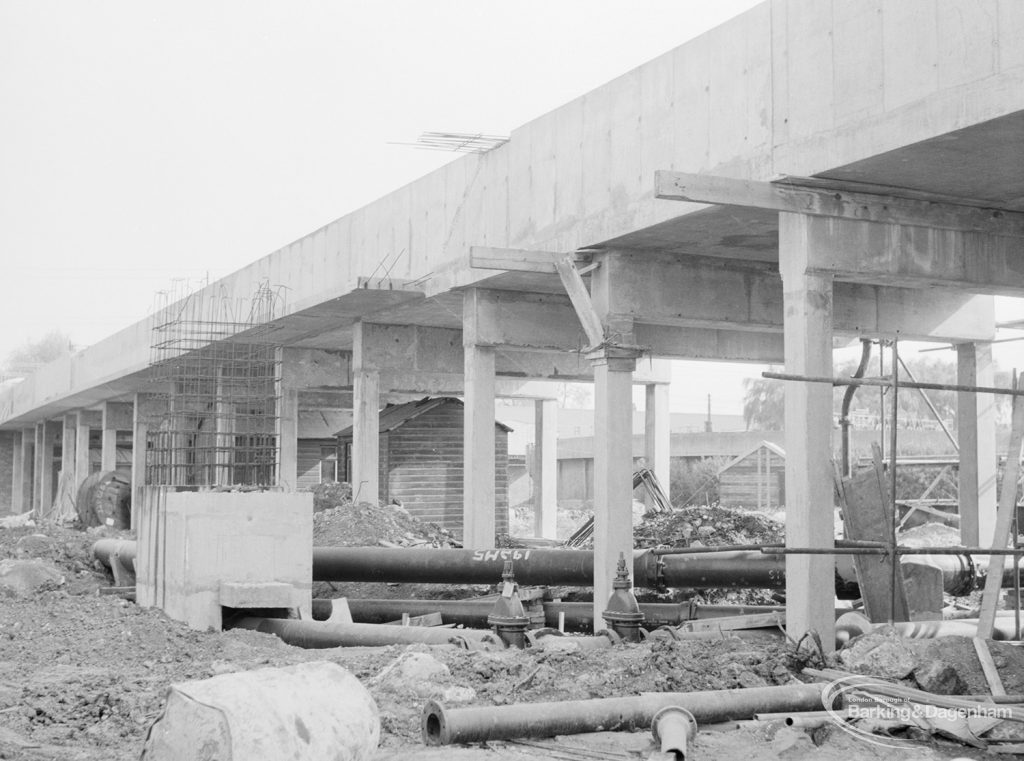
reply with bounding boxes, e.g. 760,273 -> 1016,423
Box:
0,504 -> 1018,760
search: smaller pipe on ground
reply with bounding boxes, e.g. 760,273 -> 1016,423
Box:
421,683 -> 829,745
230,616 -> 506,650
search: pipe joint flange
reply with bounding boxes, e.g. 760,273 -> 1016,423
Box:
487,614 -> 531,649
651,706 -> 698,760
602,610 -> 646,643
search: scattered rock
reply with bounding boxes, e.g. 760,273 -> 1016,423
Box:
838,631 -> 919,679
737,670 -> 769,688
312,495 -> 458,549
770,726 -> 816,758
0,559 -> 64,597
440,686 -> 476,703
372,651 -> 450,696
14,534 -> 56,558
633,505 -> 784,550
913,660 -> 965,695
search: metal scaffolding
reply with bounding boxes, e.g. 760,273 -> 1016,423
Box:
146,280 -> 285,488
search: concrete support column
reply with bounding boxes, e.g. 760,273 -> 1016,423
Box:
214,368 -> 233,487
533,398 -> 558,539
61,414 -> 76,492
463,343 -> 496,548
590,352 -> 638,631
277,350 -> 299,492
100,402 -> 132,474
75,411 -> 92,493
957,342 -> 998,546
352,370 -> 380,506
101,404 -> 117,472
278,387 -> 298,492
35,421 -> 57,517
1,433 -> 15,516
11,432 -> 24,515
18,428 -> 33,513
132,394 -> 153,530
33,423 -> 44,514
644,382 -> 671,508
780,212 -> 836,650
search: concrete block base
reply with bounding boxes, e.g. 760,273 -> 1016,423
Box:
137,488 -> 313,631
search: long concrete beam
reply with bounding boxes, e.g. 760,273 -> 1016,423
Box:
797,216 -> 1024,295
354,322 -> 669,385
654,172 -> 1024,237
589,251 -> 994,343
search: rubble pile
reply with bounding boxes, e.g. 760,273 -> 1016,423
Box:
310,484 -> 458,549
633,505 -> 785,549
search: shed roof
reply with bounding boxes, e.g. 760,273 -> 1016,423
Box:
716,440 -> 786,476
334,396 -> 512,439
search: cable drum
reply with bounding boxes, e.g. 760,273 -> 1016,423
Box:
75,470 -> 132,529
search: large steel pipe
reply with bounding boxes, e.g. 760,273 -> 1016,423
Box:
230,616 -> 505,650
312,546 -> 1012,596
94,540 -> 1009,597
312,547 -> 787,589
421,683 -> 829,745
92,539 -> 136,567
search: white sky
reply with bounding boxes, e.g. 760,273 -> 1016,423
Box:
3,0 -> 1023,418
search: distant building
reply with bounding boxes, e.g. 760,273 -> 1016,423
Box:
717,441 -> 785,510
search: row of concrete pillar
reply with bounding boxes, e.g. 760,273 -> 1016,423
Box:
2,401 -> 136,518
2,378 -> 672,554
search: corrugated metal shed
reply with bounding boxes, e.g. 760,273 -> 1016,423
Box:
336,397 -> 511,539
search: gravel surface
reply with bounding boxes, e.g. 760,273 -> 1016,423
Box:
0,509 -> 1003,760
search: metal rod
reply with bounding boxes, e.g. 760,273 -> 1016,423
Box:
762,371 -> 1024,396
889,338 -> 899,626
764,546 -> 1024,556
421,684 -> 829,745
653,539 -> 886,555
840,339 -> 873,476
1015,484 -> 1022,640
897,356 -> 958,452
879,346 -> 886,461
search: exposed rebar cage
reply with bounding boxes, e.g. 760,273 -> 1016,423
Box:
146,280 -> 285,488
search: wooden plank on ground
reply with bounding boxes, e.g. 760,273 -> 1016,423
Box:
973,637 -> 1007,697
978,375 -> 1024,638
835,445 -> 911,623
681,612 -> 783,632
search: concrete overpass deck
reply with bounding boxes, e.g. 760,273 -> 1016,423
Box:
2,0 -> 1023,647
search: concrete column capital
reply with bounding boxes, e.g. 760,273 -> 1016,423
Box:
585,347 -> 642,370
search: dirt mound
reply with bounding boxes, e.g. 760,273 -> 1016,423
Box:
0,524 -> 128,583
633,505 -> 784,549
